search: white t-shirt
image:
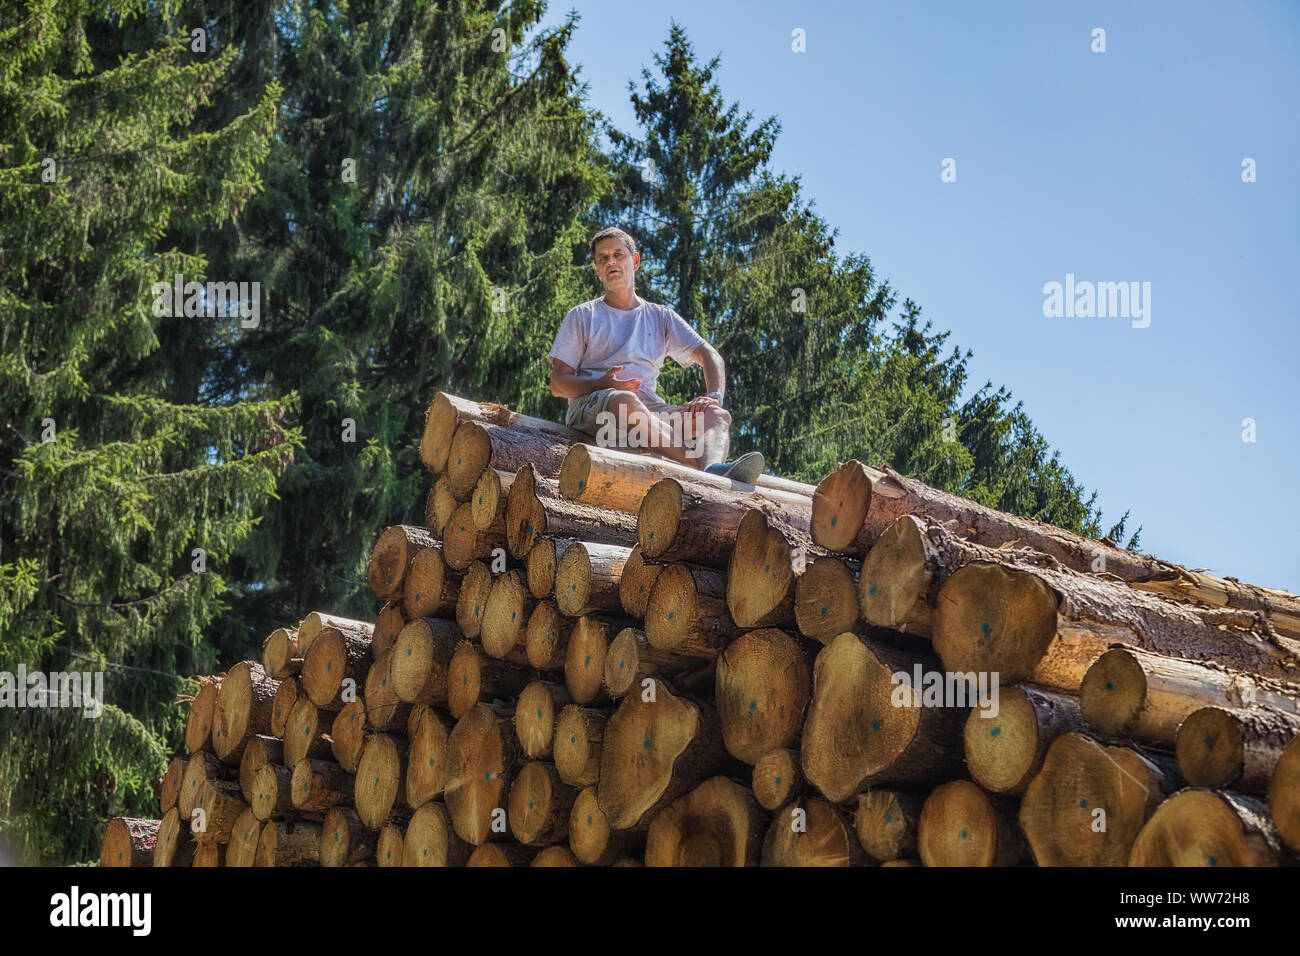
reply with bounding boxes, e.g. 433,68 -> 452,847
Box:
547,296 -> 706,411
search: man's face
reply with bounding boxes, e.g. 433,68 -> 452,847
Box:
593,238 -> 638,291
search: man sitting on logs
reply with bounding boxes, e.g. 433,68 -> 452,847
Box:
547,226 -> 765,483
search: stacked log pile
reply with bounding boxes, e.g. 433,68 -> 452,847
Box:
101,392 -> 1300,867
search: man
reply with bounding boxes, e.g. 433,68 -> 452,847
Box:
547,227 -> 764,482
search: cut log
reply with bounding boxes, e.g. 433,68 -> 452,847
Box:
801,632 -> 965,800
249,762 -> 294,820
564,615 -> 610,704
291,757 -> 355,813
302,623 -> 372,710
647,776 -> 765,867
193,778 -> 248,844
1268,733 -> 1300,853
514,680 -> 572,759
297,613 -> 373,656
262,626 -> 301,680
256,820 -> 321,866
597,679 -> 725,830
526,537 -> 559,600
530,845 -> 579,866
193,841 -> 226,867
644,562 -> 735,659
918,780 -> 1026,867
406,705 -> 451,809
471,467 -> 514,532
605,626 -> 681,699
213,661 -> 279,763
1177,705 -> 1300,793
794,555 -> 859,643
1019,731 -> 1172,866
508,761 -> 579,846
369,524 -> 438,601
391,616 -> 459,706
507,464 -> 639,560
364,647 -> 411,732
239,737 -> 284,809
714,628 -> 810,764
1129,789 -> 1281,866
377,824 -> 404,866
752,749 -> 802,812
179,751 -> 229,820
445,702 -> 522,845
185,675 -> 222,754
727,510 -> 798,630
854,789 -> 924,861
153,807 -> 196,867
420,392 -> 588,476
858,514 -> 940,635
224,808 -> 261,867
553,705 -> 609,788
283,695 -> 332,766
100,817 -> 159,867
760,798 -> 867,867
619,544 -> 663,617
330,700 -> 367,773
427,476 -> 459,536
270,677 -> 297,738
454,560 -> 493,640
1130,571 -> 1300,643
402,545 -> 460,620
525,600 -> 574,671
1080,645 -> 1300,745
482,569 -> 536,658
371,603 -> 403,657
561,442 -> 811,513
447,420 -> 576,501
467,843 -> 540,867
403,802 -> 470,866
568,786 -> 629,865
638,477 -> 811,569
160,756 -> 187,815
447,641 -> 531,719
964,684 -> 1084,795
355,734 -> 408,829
321,807 -> 375,867
443,501 -> 504,570
928,532 -> 1300,690
556,541 -> 630,618
446,422 -> 494,499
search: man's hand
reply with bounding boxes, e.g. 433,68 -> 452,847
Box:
595,365 -> 643,393
681,394 -> 720,418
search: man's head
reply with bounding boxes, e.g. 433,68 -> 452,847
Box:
590,227 -> 639,294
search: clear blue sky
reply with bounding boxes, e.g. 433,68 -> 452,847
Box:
537,1 -> 1300,592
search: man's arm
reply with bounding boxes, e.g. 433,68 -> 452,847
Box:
549,358 -> 644,399
690,343 -> 726,400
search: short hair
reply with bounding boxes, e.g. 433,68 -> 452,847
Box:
589,227 -> 638,261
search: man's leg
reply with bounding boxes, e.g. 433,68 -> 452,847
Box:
602,392 -> 700,468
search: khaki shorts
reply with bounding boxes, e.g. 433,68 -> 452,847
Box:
565,388 -> 678,435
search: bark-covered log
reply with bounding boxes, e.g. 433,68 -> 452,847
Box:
644,562 -> 735,659
100,817 -> 159,867
553,705 -> 609,787
638,477 -> 812,569
249,762 -> 294,820
256,820 -> 321,866
355,734 -> 408,830
184,675 -> 222,754
761,798 -> 867,867
192,841 -> 226,867
514,680 -> 571,759
369,524 -> 438,602
160,756 -> 186,815
1019,731 -> 1172,866
508,761 -> 579,846
320,807 -> 374,867
153,807 -> 196,867
471,467 -> 514,532
371,602 -> 403,657
751,749 -> 802,812
297,612 -> 373,656
291,757 -> 355,813
596,679 -> 725,830
179,751 -> 230,820
556,541 -> 630,618
1176,705 -> 1300,793
727,510 -> 798,630
854,789 -> 924,862
714,628 -> 810,764
794,555 -> 860,643
443,501 -> 504,570
270,677 -> 297,739
801,633 -> 965,800
391,616 -> 460,707
213,661 -> 279,763
420,391 -> 587,476
1079,645 -> 1300,745
194,778 -> 248,845
1129,789 -> 1281,866
604,626 -> 682,699
446,420 -> 574,500
302,622 -> 372,710
445,702 -> 521,845
1268,734 -> 1300,853
406,705 -> 451,809
619,543 -> 662,617
404,802 -> 470,866
364,647 -> 412,732
507,464 -> 638,559
426,474 -> 459,536
917,781 -> 1027,867
402,544 -> 461,620
262,626 -> 301,680
646,776 -> 765,867
282,695 -> 333,766
964,685 -> 1085,795
447,641 -> 531,719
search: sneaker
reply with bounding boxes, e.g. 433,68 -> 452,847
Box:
703,451 -> 765,484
